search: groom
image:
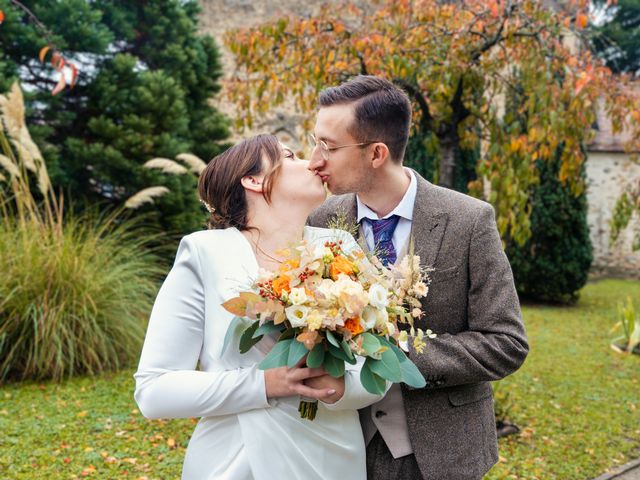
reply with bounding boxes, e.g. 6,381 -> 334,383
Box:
306,76 -> 529,480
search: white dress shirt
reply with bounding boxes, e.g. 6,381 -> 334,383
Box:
357,168 -> 417,252
134,226 -> 383,480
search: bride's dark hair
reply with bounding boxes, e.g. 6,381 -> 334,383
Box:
198,134 -> 283,230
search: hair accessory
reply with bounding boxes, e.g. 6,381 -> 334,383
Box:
199,198 -> 216,214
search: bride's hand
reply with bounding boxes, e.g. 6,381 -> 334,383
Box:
303,374 -> 345,404
264,365 -> 337,400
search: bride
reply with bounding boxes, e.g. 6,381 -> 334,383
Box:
134,134 -> 383,480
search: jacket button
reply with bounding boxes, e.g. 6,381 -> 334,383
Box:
375,410 -> 386,418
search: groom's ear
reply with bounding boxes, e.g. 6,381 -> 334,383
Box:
240,175 -> 264,193
370,142 -> 390,169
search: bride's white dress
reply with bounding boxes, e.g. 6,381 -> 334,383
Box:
134,226 -> 382,480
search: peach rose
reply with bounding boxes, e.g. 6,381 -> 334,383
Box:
330,256 -> 354,280
272,275 -> 291,297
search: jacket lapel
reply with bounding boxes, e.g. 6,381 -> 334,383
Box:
410,173 -> 449,268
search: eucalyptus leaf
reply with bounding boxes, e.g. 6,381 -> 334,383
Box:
221,316 -> 245,357
306,343 -> 325,368
258,339 -> 292,370
398,354 -> 427,388
253,322 -> 282,339
323,351 -> 345,378
361,332 -> 382,356
328,344 -> 357,365
325,330 -> 340,348
378,336 -> 404,361
239,321 -> 260,354
361,358 -> 387,395
369,347 -> 402,382
287,339 -> 308,368
378,337 -> 426,387
340,339 -> 355,360
279,328 -> 296,341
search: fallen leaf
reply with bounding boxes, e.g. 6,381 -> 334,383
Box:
167,438 -> 176,449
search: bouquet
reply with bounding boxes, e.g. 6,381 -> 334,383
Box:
222,233 -> 434,420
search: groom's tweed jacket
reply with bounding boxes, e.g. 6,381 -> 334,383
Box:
308,173 -> 529,480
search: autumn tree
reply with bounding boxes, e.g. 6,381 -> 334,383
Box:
0,0 -> 229,235
225,0 -> 640,245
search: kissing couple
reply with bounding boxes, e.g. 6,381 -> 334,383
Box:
134,75 -> 529,480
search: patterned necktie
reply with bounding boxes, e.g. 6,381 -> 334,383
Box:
366,215 -> 400,266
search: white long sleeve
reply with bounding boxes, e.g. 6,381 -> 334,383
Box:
134,236 -> 270,420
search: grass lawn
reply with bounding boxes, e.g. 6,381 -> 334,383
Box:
1,279 -> 638,479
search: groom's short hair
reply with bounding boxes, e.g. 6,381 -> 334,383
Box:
319,75 -> 412,164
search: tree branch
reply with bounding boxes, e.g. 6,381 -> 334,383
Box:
9,0 -> 56,46
392,78 -> 433,132
451,76 -> 471,125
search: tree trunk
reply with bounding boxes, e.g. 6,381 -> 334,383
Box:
438,132 -> 458,189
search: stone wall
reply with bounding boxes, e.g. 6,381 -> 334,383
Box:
586,153 -> 640,279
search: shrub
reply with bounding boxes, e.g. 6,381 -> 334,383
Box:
0,210 -> 164,382
506,152 -> 593,303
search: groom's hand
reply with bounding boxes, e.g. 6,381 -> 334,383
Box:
304,374 -> 345,404
264,365 -> 339,400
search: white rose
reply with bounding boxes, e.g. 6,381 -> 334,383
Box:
285,305 -> 309,328
368,283 -> 390,310
333,274 -> 368,316
332,275 -> 363,297
289,287 -> 308,306
361,306 -> 378,329
316,278 -> 336,306
363,306 -> 390,331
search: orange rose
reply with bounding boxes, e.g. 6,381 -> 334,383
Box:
344,317 -> 364,336
272,275 -> 291,297
330,255 -> 354,280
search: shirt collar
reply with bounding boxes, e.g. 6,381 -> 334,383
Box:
356,168 -> 417,222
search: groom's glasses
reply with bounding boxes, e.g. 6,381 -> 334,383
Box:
308,133 -> 378,161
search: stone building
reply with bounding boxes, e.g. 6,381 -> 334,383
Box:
586,102 -> 640,278
198,0 -> 640,278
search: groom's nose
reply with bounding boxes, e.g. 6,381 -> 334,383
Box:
307,148 -> 324,172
